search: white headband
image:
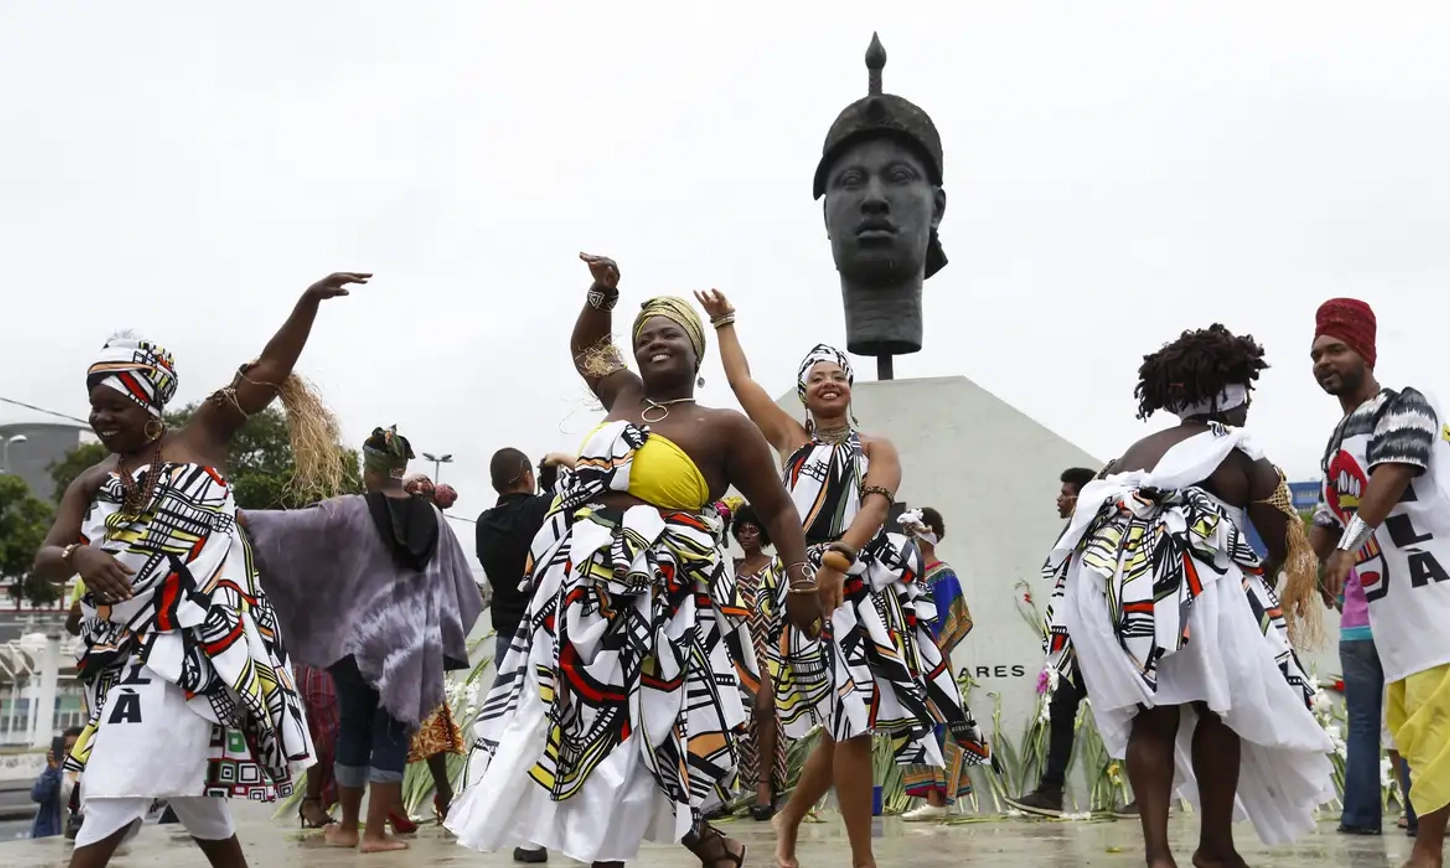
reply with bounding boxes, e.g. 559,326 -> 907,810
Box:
1171,383 -> 1249,422
897,508 -> 939,545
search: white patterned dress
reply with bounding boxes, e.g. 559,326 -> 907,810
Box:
760,432 -> 989,770
1043,425 -> 1334,844
446,421 -> 755,864
65,462 -> 313,803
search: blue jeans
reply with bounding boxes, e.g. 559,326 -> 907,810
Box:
329,655 -> 410,787
1340,638 -> 1386,831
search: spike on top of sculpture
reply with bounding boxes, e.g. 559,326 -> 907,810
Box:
814,32 -> 948,369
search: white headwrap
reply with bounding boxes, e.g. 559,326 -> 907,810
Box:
796,344 -> 854,405
85,331 -> 179,417
898,508 -> 939,545
1170,383 -> 1249,422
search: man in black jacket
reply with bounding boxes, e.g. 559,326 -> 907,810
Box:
474,446 -> 575,864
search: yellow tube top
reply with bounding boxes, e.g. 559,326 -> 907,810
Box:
584,424 -> 710,511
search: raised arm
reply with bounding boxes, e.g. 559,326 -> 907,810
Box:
694,289 -> 808,455
720,411 -> 820,633
186,272 -> 368,451
571,253 -> 643,411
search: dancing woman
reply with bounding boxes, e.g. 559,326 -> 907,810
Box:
1042,325 -> 1333,867
30,272 -> 368,868
696,289 -> 988,868
446,253 -> 821,868
244,426 -> 483,854
897,507 -> 975,820
730,502 -> 788,821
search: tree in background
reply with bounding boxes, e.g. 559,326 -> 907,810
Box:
0,474 -> 57,607
47,404 -> 363,511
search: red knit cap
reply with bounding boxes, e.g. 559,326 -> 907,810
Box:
1314,298 -> 1377,369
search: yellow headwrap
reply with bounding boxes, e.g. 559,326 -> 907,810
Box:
632,296 -> 706,371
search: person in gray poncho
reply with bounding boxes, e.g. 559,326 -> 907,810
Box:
244,425 -> 483,853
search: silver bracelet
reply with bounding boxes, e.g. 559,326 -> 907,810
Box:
1336,514 -> 1376,553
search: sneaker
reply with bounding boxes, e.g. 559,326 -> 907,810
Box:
1004,789 -> 1064,817
902,803 -> 951,822
1113,800 -> 1140,820
513,845 -> 549,863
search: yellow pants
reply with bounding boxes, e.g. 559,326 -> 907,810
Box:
1388,662 -> 1450,817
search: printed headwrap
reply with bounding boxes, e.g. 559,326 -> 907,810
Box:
796,343 -> 854,405
1315,298 -> 1377,369
898,507 -> 939,545
362,425 -> 414,476
85,331 -> 178,417
633,296 -> 706,371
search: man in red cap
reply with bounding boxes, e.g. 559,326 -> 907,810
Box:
1309,297 -> 1450,868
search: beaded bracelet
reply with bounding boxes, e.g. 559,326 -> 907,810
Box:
861,485 -> 894,506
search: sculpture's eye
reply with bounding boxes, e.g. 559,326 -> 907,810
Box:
888,166 -> 916,183
837,168 -> 866,187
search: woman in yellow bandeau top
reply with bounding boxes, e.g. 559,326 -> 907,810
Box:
447,254 -> 821,868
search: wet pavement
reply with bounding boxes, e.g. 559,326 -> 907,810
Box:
2,802 -> 1421,866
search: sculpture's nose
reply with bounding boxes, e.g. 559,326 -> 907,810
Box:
861,177 -> 889,213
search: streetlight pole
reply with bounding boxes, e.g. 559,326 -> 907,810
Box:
421,452 -> 454,483
1,434 -> 27,474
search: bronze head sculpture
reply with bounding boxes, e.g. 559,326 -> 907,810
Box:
814,33 -> 946,379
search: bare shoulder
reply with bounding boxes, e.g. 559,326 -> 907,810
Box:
705,406 -> 756,437
858,431 -> 897,455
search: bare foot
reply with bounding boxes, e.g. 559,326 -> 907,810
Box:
1192,849 -> 1248,868
1149,859 -> 1179,868
359,832 -> 410,853
773,812 -> 800,868
322,823 -> 358,848
1401,854 -> 1444,868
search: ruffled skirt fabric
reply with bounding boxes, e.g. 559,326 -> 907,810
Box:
446,503 -> 751,865
1051,489 -> 1334,845
759,534 -> 989,769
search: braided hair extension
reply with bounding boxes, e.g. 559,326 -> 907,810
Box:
1134,324 -> 1268,421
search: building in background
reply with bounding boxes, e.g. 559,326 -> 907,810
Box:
0,421 -> 90,503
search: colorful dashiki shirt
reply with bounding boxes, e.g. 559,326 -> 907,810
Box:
446,421 -> 755,865
1314,387 -> 1450,683
904,560 -> 975,801
760,432 -> 989,771
65,463 -> 312,802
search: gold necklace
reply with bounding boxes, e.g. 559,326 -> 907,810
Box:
641,397 -> 695,423
814,423 -> 852,444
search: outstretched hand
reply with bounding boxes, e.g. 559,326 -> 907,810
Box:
693,289 -> 733,320
579,253 -> 620,290
305,272 -> 371,301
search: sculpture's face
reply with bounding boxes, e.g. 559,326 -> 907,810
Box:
822,136 -> 944,284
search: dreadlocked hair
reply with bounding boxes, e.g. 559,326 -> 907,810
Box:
1134,323 -> 1268,421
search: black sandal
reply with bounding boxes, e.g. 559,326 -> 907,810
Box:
685,824 -> 747,867
298,796 -> 334,829
750,780 -> 777,821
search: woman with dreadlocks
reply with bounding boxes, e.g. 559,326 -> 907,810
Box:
446,254 -> 820,868
1041,324 -> 1332,868
29,272 -> 369,868
696,288 -> 988,868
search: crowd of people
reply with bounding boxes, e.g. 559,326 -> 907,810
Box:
23,246 -> 1450,868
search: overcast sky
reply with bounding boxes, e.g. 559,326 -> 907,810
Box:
4,2 -> 1448,521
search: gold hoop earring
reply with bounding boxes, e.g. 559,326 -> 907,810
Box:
144,419 -> 166,442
